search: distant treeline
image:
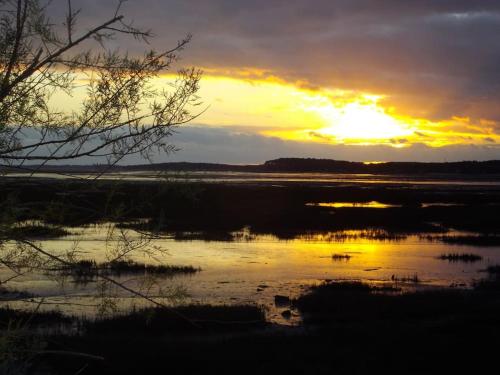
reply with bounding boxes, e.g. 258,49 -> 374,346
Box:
6,158 -> 500,175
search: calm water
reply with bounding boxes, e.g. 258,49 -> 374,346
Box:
3,171 -> 500,323
3,224 -> 500,324
6,170 -> 500,186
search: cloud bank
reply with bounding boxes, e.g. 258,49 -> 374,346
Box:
161,126 -> 500,164
46,1 -> 500,162
71,0 -> 500,123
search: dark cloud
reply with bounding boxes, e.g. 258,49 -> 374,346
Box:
66,0 -> 500,125
37,0 -> 500,166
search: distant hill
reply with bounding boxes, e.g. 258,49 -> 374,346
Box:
5,158 -> 500,175
261,158 -> 500,174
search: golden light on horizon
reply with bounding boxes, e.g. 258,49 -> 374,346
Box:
305,95 -> 414,143
54,70 -> 500,149
191,75 -> 420,145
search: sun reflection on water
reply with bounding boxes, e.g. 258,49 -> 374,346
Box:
306,201 -> 401,209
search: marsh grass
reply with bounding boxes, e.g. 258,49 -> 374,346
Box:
173,231 -> 237,242
0,308 -> 73,329
0,287 -> 34,301
0,304 -> 266,336
300,230 -> 407,243
391,274 -> 420,283
485,265 -> 500,274
473,278 -> 500,291
331,254 -> 352,261
103,260 -> 200,275
437,253 -> 483,262
6,280 -> 500,375
474,265 -> 500,291
49,259 -> 200,281
83,304 -> 266,334
425,235 -> 500,246
294,279 -> 500,326
6,224 -> 69,239
308,281 -> 373,294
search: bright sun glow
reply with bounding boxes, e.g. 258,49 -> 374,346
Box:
311,96 -> 414,142
54,71 -> 500,147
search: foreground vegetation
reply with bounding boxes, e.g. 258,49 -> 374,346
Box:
2,273 -> 500,374
2,178 -> 500,374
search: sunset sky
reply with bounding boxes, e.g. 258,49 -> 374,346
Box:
59,1 -> 500,163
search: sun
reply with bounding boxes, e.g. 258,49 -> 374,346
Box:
313,96 -> 414,143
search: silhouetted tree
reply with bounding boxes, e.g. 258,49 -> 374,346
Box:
0,0 -> 201,172
0,1 -> 201,372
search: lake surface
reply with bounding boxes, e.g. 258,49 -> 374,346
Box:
6,170 -> 500,186
3,224 -> 499,324
3,172 -> 500,325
